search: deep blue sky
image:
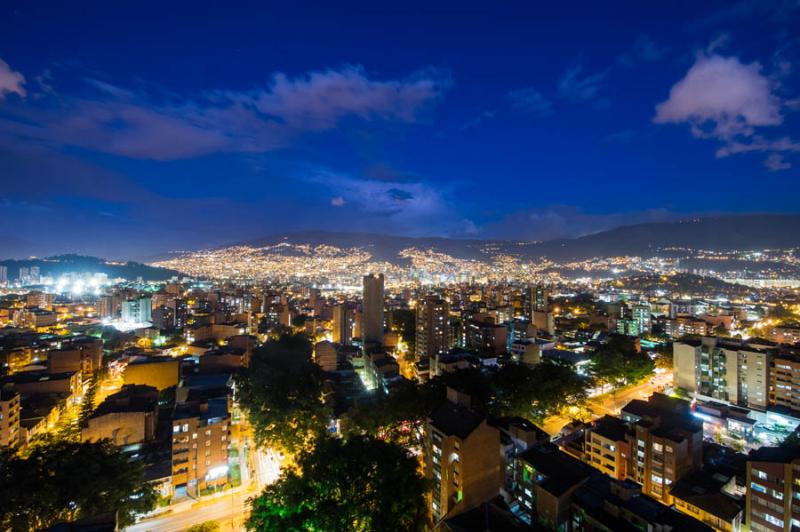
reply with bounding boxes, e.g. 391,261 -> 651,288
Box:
1,1 -> 798,259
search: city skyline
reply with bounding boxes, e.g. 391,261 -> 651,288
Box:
1,1 -> 799,258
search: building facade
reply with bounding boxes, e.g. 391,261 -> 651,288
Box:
362,274 -> 384,345
416,296 -> 451,361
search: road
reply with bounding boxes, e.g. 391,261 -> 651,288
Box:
127,447 -> 283,532
542,370 -> 673,436
127,490 -> 250,532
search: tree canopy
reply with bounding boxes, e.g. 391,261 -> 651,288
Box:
344,360 -> 589,442
0,439 -> 156,530
590,334 -> 654,388
247,435 -> 428,532
492,360 -> 588,421
235,333 -> 331,453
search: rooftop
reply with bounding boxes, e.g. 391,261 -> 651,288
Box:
519,443 -> 592,496
428,401 -> 485,440
670,469 -> 743,521
748,446 -> 800,463
592,415 -> 629,442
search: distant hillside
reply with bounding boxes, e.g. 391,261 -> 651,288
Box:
527,214 -> 800,261
605,273 -> 755,297
226,214 -> 800,263
0,255 -> 180,281
238,231 -> 498,262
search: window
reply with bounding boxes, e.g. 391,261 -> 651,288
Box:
751,482 -> 767,494
755,469 -> 767,480
764,514 -> 783,527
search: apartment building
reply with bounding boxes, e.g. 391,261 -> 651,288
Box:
584,415 -> 630,481
0,389 -> 21,448
171,396 -> 231,497
745,446 -> 800,532
621,394 -> 704,505
425,388 -> 503,522
674,337 -> 774,410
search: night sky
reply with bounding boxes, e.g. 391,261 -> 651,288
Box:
1,1 -> 798,259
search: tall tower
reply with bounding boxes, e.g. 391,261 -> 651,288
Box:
415,296 -> 450,361
332,302 -> 355,345
362,273 -> 385,345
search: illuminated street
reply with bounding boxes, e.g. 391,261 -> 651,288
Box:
543,370 -> 674,436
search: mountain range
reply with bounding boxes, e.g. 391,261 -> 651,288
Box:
4,215 -> 800,271
230,214 -> 800,263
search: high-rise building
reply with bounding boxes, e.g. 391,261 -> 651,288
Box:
152,305 -> 176,331
619,394 -> 703,505
18,267 -> 29,284
29,266 -> 40,283
362,273 -> 384,345
745,447 -> 800,532
97,295 -> 115,318
530,285 -> 550,313
0,266 -> 7,284
171,396 -> 231,497
332,302 -> 355,345
772,355 -> 800,413
465,317 -> 507,356
0,390 -> 20,448
26,291 -> 53,310
674,337 -> 773,409
425,389 -> 503,521
415,296 -> 450,361
121,296 -> 153,324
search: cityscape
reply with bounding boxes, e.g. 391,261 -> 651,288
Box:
2,2 -> 800,532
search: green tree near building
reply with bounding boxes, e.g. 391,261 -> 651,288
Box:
78,371 -> 100,427
0,440 -> 156,530
247,435 -> 428,532
492,360 -> 588,421
235,334 -> 331,453
187,521 -> 221,532
590,334 -> 654,389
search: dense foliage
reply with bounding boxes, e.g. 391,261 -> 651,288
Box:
235,334 -> 331,453
247,435 -> 428,532
344,360 -> 588,442
0,440 -> 157,530
590,334 -> 655,388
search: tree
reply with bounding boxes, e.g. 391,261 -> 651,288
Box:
653,344 -> 673,370
79,371 -> 100,427
590,335 -> 654,389
187,521 -> 221,532
343,377 -> 445,446
493,360 -> 588,421
0,440 -> 156,530
392,308 -> 416,354
247,435 -> 428,532
235,334 -> 331,453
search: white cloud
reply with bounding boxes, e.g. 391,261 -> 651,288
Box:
331,196 -> 346,206
0,58 -> 25,99
655,54 -> 781,139
655,53 -> 796,168
0,65 -> 448,160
